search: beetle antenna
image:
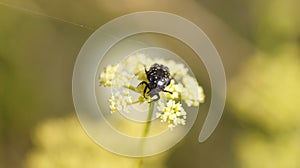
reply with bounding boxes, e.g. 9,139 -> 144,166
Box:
144,64 -> 148,74
171,72 -> 178,83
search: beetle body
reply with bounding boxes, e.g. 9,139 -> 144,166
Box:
138,63 -> 172,102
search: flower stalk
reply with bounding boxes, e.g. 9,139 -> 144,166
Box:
137,102 -> 155,168
143,102 -> 155,137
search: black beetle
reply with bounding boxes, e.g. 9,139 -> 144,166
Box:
138,63 -> 172,102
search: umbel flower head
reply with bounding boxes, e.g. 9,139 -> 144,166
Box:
156,100 -> 187,128
99,54 -> 205,129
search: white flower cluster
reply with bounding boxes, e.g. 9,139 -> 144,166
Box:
100,64 -> 131,88
100,64 -> 119,86
156,100 -> 187,128
181,75 -> 205,107
108,90 -> 133,113
99,53 -> 205,128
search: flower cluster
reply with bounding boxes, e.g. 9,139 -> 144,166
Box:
109,90 -> 133,113
181,75 -> 205,107
25,116 -> 168,168
230,46 -> 300,168
99,53 -> 205,128
162,80 -> 181,99
100,64 -> 131,88
100,64 -> 119,86
156,100 -> 187,128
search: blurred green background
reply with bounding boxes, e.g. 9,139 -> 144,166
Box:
0,0 -> 299,168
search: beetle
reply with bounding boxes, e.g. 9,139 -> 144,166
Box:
138,63 -> 173,102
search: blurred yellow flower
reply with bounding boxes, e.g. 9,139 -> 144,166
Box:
25,116 -> 168,168
230,45 -> 300,133
230,44 -> 300,168
236,132 -> 300,168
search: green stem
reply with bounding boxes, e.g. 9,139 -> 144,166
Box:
142,102 -> 154,137
137,102 -> 155,168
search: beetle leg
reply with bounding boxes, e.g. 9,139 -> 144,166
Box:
144,64 -> 148,74
138,81 -> 149,98
143,87 -> 149,98
138,81 -> 148,87
163,90 -> 172,94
